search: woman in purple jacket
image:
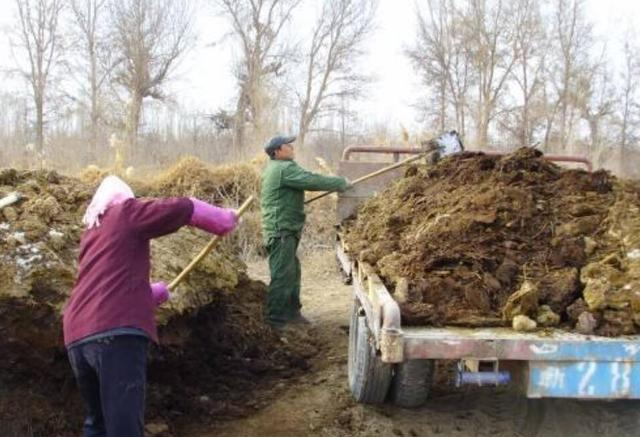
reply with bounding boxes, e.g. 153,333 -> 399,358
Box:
63,175 -> 238,437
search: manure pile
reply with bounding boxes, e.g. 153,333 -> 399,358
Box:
343,148 -> 640,336
0,158 -> 316,436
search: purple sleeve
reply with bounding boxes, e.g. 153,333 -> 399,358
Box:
125,198 -> 194,240
188,197 -> 238,236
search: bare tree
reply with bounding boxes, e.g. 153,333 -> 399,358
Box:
407,0 -> 471,138
549,0 -> 593,151
11,0 -> 65,156
70,0 -> 111,163
110,0 -> 193,159
506,0 -> 545,147
216,0 -> 301,152
409,0 -> 518,147
618,37 -> 640,154
575,52 -> 614,162
295,0 -> 376,147
462,0 -> 517,147
407,1 -> 446,132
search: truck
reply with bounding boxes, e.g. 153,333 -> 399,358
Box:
335,145 -> 640,407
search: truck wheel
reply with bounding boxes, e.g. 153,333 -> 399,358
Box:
389,359 -> 435,408
348,303 -> 392,404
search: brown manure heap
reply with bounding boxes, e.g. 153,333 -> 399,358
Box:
0,158 -> 317,437
343,148 -> 640,336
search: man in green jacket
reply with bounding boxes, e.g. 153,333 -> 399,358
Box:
261,135 -> 350,328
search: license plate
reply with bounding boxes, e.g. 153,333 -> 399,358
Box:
528,361 -> 640,399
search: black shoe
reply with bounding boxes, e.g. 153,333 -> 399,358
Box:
290,314 -> 311,325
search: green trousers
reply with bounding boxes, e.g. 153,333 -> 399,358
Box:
266,234 -> 301,325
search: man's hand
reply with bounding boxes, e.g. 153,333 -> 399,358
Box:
344,179 -> 354,190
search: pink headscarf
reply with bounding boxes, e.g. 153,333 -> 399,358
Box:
82,175 -> 135,229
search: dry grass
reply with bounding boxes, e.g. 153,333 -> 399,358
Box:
74,155 -> 341,262
300,193 -> 340,254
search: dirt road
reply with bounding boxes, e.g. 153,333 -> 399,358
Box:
188,251 -> 640,437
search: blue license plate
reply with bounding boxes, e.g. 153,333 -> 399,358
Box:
528,361 -> 640,399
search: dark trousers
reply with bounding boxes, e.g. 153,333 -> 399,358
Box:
266,233 -> 301,325
67,335 -> 149,437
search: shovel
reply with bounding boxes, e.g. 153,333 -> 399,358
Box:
168,195 -> 255,290
304,144 -> 438,205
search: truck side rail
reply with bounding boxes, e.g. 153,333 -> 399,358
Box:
340,145 -> 593,172
402,326 -> 640,362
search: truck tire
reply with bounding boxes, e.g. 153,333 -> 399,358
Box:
389,359 -> 435,408
348,303 -> 392,404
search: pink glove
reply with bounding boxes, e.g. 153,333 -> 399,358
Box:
151,281 -> 170,306
189,198 -> 238,236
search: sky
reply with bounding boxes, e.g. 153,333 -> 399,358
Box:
175,0 -> 421,128
0,0 -> 639,133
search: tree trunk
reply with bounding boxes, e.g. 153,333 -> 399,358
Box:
297,110 -> 311,149
521,61 -> 530,147
587,117 -> 600,164
620,136 -> 627,176
250,75 -> 269,149
89,44 -> 99,164
233,96 -> 247,157
124,92 -> 143,163
559,56 -> 571,150
454,97 -> 466,141
340,95 -> 346,149
35,92 -> 44,164
438,77 -> 446,132
459,103 -> 467,142
297,129 -> 307,149
477,121 -> 488,148
477,98 -> 490,148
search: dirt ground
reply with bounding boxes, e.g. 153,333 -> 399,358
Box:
187,250 -> 640,437
2,154 -> 640,436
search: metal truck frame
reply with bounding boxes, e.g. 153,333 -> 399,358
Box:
336,146 -> 640,407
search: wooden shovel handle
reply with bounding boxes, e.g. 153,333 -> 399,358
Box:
304,150 -> 433,205
168,195 -> 255,290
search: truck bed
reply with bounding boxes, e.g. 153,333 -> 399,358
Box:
336,148 -> 640,399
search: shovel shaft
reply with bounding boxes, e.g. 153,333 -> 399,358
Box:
350,152 -> 428,184
304,150 -> 433,205
168,195 -> 255,290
